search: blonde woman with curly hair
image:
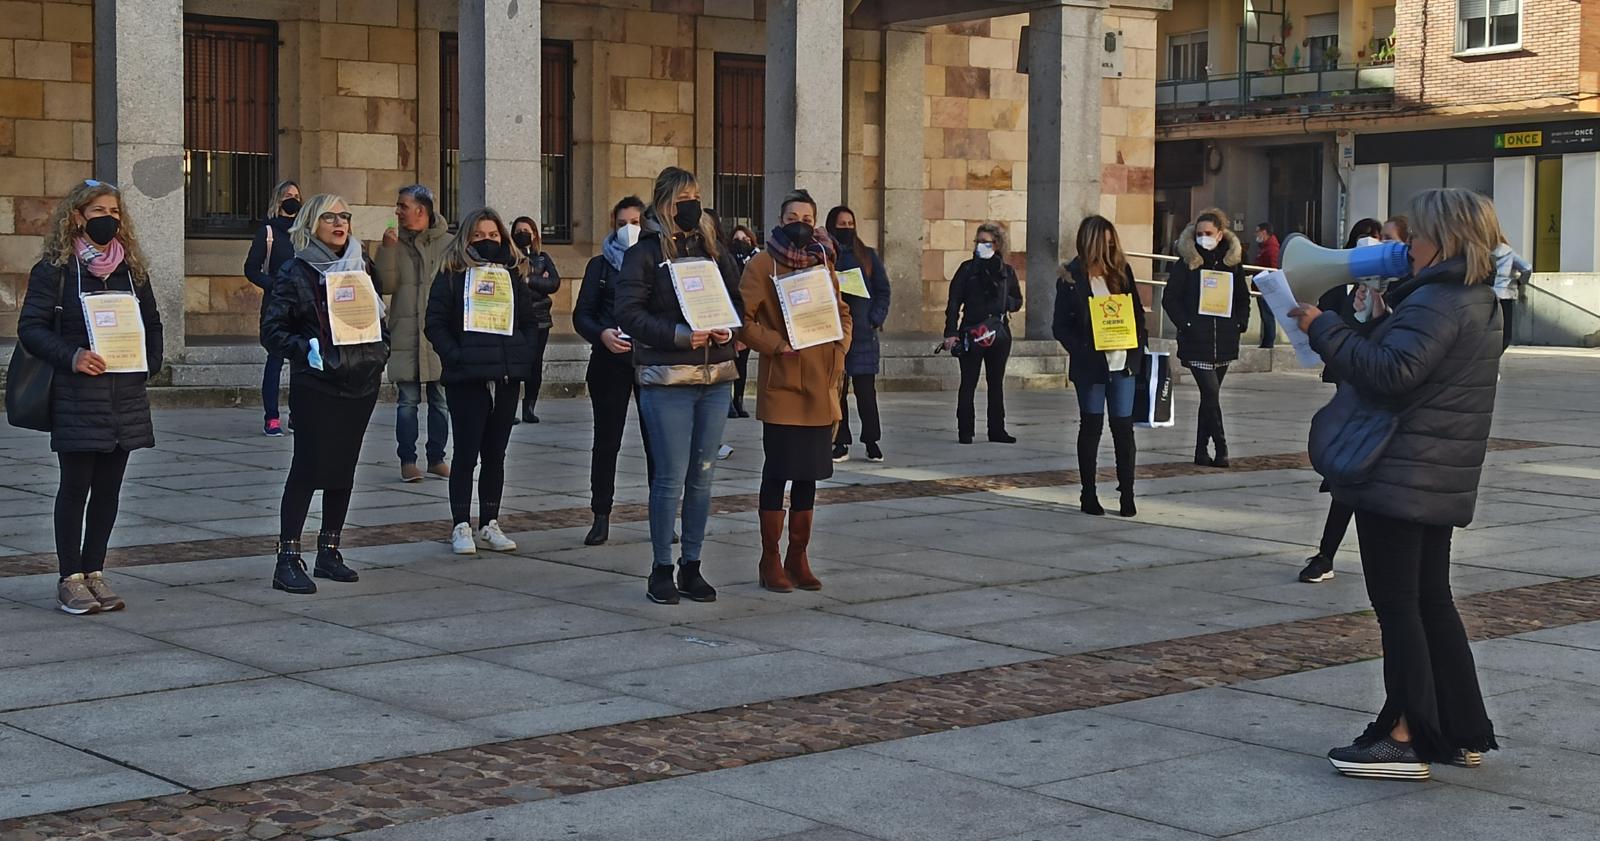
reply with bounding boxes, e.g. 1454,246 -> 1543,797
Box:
16,179 -> 164,615
260,194 -> 388,595
424,207 -> 538,554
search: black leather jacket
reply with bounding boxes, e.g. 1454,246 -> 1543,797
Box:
615,223 -> 743,377
260,257 -> 389,399
424,256 -> 540,385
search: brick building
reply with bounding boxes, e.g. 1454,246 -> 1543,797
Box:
1152,0 -> 1599,274
0,0 -> 1169,384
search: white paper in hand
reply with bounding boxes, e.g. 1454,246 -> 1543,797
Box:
1249,270 -> 1323,368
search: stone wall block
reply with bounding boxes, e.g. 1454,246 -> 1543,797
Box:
624,144 -> 678,179
967,36 -> 1015,70
42,158 -> 88,194
0,234 -> 45,274
968,160 -> 1012,190
944,66 -> 990,99
368,26 -> 416,63
703,0 -> 755,19
651,45 -> 694,81
13,118 -> 72,156
0,2 -> 44,40
0,118 -> 14,155
183,276 -> 210,313
367,97 -> 417,135
0,155 -> 44,195
625,77 -> 680,113
0,40 -> 13,77
650,112 -> 692,146
365,168 -> 412,203
14,39 -> 73,81
41,2 -> 91,42
336,60 -> 400,98
0,79 -> 46,118
989,129 -> 1027,162
923,65 -> 945,96
12,196 -> 52,236
987,190 -> 1026,220
42,81 -> 90,120
0,196 -> 13,234
336,0 -> 397,27
70,119 -> 89,160
336,131 -> 399,170
322,23 -> 370,60
610,109 -> 652,145
323,95 -> 370,133
70,42 -> 89,83
609,43 -> 652,78
624,10 -> 682,48
943,128 -> 989,159
929,96 -> 968,129
927,33 -> 966,66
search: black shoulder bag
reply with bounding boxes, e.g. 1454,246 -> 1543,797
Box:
5,269 -> 66,431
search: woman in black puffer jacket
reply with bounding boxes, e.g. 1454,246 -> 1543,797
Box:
509,215 -> 560,424
426,207 -> 538,556
17,180 -> 164,615
1161,208 -> 1250,467
1292,188 -> 1505,782
261,194 -> 388,595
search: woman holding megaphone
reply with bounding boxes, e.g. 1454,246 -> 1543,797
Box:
1161,209 -> 1250,467
1288,188 -> 1505,782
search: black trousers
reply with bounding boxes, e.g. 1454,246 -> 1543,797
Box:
55,449 -> 131,578
759,478 -> 817,512
1256,297 -> 1276,348
834,374 -> 881,446
956,332 -> 1011,436
731,347 -> 752,409
1187,364 -> 1229,450
1318,498 -> 1355,559
523,327 -> 550,411
587,352 -> 654,516
1499,299 -> 1514,350
446,379 -> 521,526
1355,509 -> 1497,761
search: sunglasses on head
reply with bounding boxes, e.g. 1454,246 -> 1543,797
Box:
319,211 -> 354,223
83,179 -> 118,190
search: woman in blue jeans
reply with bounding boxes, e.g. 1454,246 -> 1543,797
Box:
1052,215 -> 1147,517
615,166 -> 744,605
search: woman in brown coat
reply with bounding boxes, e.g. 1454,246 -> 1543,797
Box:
738,189 -> 852,592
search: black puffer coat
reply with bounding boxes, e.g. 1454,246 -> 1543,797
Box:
1051,258 -> 1147,385
615,221 -> 743,371
1308,257 -> 1503,527
1161,224 -> 1251,365
525,251 -> 561,330
424,255 -> 539,385
16,258 -> 163,453
260,257 -> 389,399
943,257 -> 1022,337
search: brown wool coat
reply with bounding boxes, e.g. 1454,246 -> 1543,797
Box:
737,249 -> 852,427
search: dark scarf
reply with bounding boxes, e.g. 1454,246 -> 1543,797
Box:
766,224 -> 837,270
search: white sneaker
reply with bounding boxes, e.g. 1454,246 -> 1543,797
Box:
717,444 -> 734,461
476,519 -> 517,552
451,523 -> 477,555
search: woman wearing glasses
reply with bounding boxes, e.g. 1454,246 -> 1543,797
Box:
17,180 -> 163,615
261,196 -> 389,595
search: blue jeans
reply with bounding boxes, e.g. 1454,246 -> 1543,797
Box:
1076,371 -> 1137,418
638,383 -> 731,568
396,380 -> 450,465
262,353 -> 284,421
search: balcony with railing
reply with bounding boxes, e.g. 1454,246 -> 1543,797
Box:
1157,38 -> 1396,125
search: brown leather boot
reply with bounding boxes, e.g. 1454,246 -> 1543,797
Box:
784,509 -> 822,591
758,509 -> 793,592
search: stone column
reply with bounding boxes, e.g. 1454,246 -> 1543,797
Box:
764,0 -> 844,220
457,0 -> 542,219
1025,0 -> 1106,337
94,0 -> 185,365
881,29 -> 926,332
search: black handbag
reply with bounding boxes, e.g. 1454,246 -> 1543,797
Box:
5,270 -> 66,432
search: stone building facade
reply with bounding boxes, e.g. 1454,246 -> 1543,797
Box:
1,0 -> 1164,365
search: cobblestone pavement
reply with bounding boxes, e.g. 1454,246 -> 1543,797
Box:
1,350 -> 1598,840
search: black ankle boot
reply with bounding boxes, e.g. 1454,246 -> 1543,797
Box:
1212,432 -> 1230,468
1110,416 -> 1137,517
1077,412 -> 1105,515
585,514 -> 610,546
272,540 -> 317,594
313,532 -> 359,582
1194,420 -> 1213,466
676,560 -> 717,602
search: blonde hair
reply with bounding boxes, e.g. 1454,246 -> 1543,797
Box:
976,220 -> 1008,259
1074,215 -> 1130,293
443,207 -> 530,275
266,179 -> 299,218
288,194 -> 349,252
650,166 -> 722,261
1407,188 -> 1504,284
41,180 -> 152,284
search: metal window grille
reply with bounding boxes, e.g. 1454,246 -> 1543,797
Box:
440,36 -> 574,243
714,54 -> 765,237
183,16 -> 278,238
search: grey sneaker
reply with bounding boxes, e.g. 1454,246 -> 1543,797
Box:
57,574 -> 101,615
1448,749 -> 1484,768
83,571 -> 125,612
1328,736 -> 1430,780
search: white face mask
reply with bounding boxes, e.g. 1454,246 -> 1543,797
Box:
618,222 -> 641,248
1195,235 -> 1219,251
1355,236 -> 1381,248
975,242 -> 996,260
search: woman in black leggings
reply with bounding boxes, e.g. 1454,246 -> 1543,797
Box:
426,207 -> 539,555
17,180 -> 164,614
1161,208 -> 1250,467
261,194 -> 388,594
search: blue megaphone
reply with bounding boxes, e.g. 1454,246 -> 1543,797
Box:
1280,234 -> 1410,297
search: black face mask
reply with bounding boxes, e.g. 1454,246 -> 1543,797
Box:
512,232 -> 535,250
279,197 -> 302,217
732,240 -> 754,257
673,200 -> 702,233
84,216 -> 120,247
782,221 -> 814,245
830,227 -> 855,247
470,239 -> 507,263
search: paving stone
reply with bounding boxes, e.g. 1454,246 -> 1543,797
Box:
0,725 -> 182,821
363,604 -> 659,652
1225,786 -> 1600,841
0,648 -> 267,713
467,627 -> 786,680
1096,686 -> 1377,758
153,618 -> 442,673
296,655 -> 611,720
590,651 -> 910,710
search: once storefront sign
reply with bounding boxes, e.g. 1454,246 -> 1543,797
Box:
1494,131 -> 1543,150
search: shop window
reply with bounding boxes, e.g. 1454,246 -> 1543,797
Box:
183,16 -> 278,238
1388,161 -> 1493,211
1458,0 -> 1520,52
439,36 -> 574,243
714,54 -> 765,236
1166,31 -> 1208,81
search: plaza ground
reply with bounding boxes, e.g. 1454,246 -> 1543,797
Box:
2,349 -> 1599,840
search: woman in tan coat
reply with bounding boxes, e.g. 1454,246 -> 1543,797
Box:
738,189 -> 852,592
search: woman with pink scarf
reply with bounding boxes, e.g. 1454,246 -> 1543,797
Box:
16,180 -> 164,616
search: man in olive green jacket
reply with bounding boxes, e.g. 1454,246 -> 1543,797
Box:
376,185 -> 452,483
